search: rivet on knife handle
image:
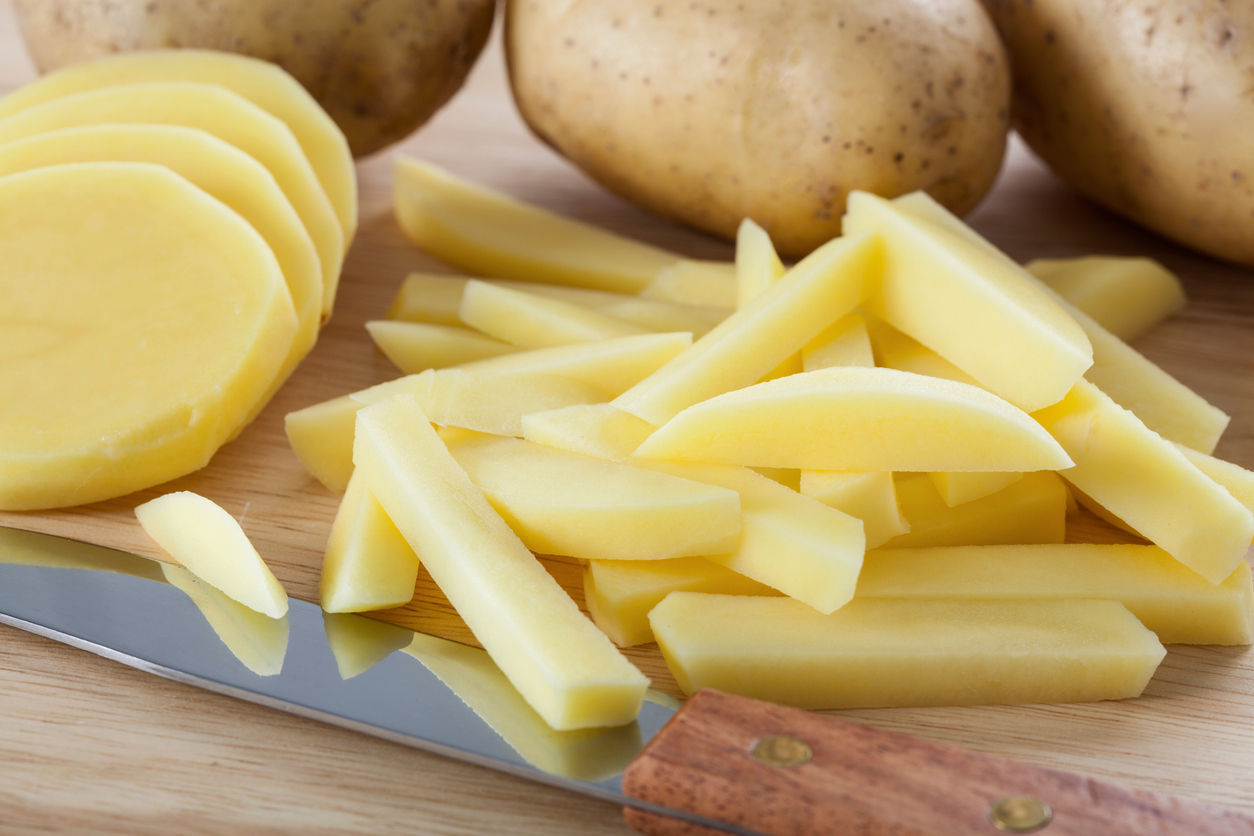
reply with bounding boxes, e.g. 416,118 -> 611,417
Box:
621,689 -> 1254,836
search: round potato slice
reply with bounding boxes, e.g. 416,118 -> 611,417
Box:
0,125 -> 321,403
0,48 -> 356,248
0,81 -> 343,317
0,162 -> 298,510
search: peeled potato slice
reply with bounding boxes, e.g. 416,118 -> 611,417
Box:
321,469 -> 421,613
0,125 -> 322,402
0,163 -> 297,510
459,280 -> 649,348
633,367 -> 1073,473
394,158 -> 677,293
0,81 -> 344,317
137,492 -> 289,619
0,48 -> 356,249
1026,256 -> 1186,342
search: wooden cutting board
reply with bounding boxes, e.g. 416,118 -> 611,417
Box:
2,2 -> 1254,833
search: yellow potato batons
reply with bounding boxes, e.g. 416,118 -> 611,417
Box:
887,472 -> 1067,549
0,48 -> 356,249
633,367 -> 1073,473
394,158 -> 678,294
0,81 -> 344,317
1026,256 -> 1186,342
614,232 -> 878,427
459,280 -> 650,348
321,469 -> 421,613
367,320 -> 513,373
0,124 -> 322,403
0,163 -> 297,510
353,395 -> 648,730
845,191 -> 1092,412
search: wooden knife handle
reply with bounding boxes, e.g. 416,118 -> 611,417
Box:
621,689 -> 1254,836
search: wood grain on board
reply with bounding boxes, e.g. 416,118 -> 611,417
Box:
1,0 -> 1253,833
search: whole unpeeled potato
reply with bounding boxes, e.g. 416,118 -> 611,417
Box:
13,0 -> 495,157
982,0 -> 1254,268
506,0 -> 1011,257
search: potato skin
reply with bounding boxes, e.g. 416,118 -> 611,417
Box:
506,0 -> 1011,257
983,0 -> 1254,267
13,0 -> 495,157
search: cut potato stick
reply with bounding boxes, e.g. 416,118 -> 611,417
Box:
858,544 -> 1254,646
136,492 -> 289,619
394,158 -> 677,293
633,367 -> 1073,473
1033,379 -> 1253,583
614,232 -> 878,427
320,469 -> 420,613
354,369 -> 606,437
0,48 -> 356,249
799,470 -> 909,549
367,320 -> 513,373
650,594 -> 1166,709
353,394 -> 648,730
0,82 -> 343,316
634,461 -> 864,614
1026,256 -> 1186,342
1176,444 -> 1254,526
521,403 -> 657,462
386,273 -> 470,326
285,395 -> 361,493
887,471 -> 1067,549
846,191 -> 1093,412
457,332 -> 692,398
640,259 -> 737,309
893,192 -> 1228,453
442,434 -> 742,562
735,218 -> 786,308
584,557 -> 780,647
867,318 -> 980,385
802,312 -> 875,371
460,280 -> 650,348
928,471 -> 1024,507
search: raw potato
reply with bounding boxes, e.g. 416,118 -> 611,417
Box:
981,0 -> 1254,267
506,0 -> 1011,256
1026,257 -> 1186,343
12,0 -> 495,158
0,163 -> 297,510
321,469 -> 420,613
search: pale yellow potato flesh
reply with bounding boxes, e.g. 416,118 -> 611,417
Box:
320,469 -> 421,613
442,434 -> 742,562
735,218 -> 786,308
285,395 -> 362,493
136,492 -> 289,618
651,594 -> 1166,709
322,612 -> 415,681
404,633 -> 644,782
394,157 -> 677,294
1026,256 -> 1186,342
521,403 -> 657,462
459,280 -> 650,348
633,367 -> 1073,473
387,272 -> 726,337
887,472 -> 1067,549
353,395 -> 648,730
0,48 -> 356,248
1176,445 -> 1254,529
353,369 -> 607,437
614,232 -> 878,427
798,470 -> 910,549
163,564 -> 290,677
1034,380 -> 1254,584
867,317 -> 980,385
456,332 -> 692,398
639,260 -> 737,309
844,191 -> 1092,412
893,192 -> 1228,453
0,163 -> 297,510
584,557 -> 780,647
0,81 -> 344,317
0,125 -> 321,399
367,320 -> 513,373
634,461 -> 865,614
858,545 -> 1254,646
928,472 -> 1025,508
802,312 -> 875,372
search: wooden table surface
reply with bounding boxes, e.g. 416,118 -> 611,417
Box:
3,1 -> 1254,833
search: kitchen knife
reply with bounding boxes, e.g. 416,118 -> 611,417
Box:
0,525 -> 1250,836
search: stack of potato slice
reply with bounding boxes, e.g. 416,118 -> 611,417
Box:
0,50 -> 355,511
289,158 -> 1253,729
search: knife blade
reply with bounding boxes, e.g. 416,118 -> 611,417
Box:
1,524 -> 1251,836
